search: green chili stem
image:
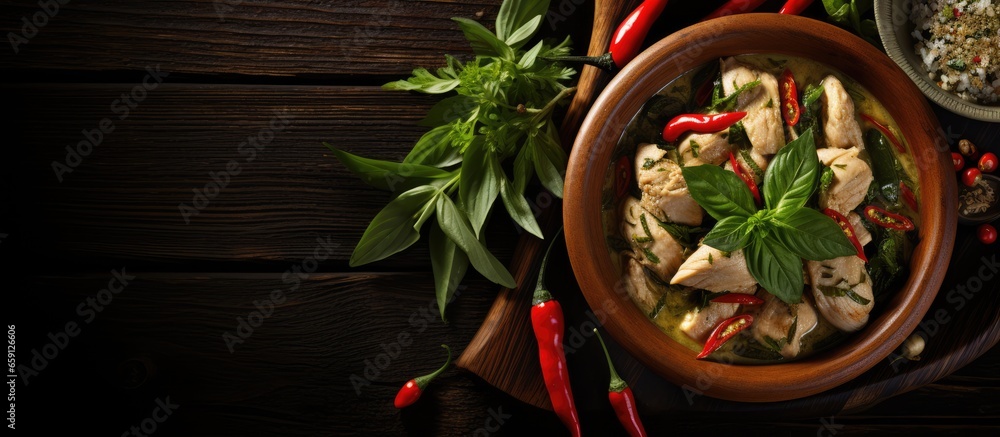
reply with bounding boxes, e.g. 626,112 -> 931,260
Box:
532,227 -> 564,305
593,329 -> 628,393
413,345 -> 452,390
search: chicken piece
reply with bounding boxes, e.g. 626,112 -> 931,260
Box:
670,245 -> 758,294
807,256 -> 874,332
848,211 -> 872,246
621,197 -> 685,282
817,147 -> 873,215
751,293 -> 819,358
634,143 -> 704,226
679,300 -> 742,343
820,75 -> 865,150
677,131 -> 732,167
623,256 -> 667,315
721,57 -> 785,155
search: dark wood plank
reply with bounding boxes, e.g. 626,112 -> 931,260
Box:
1,84 -> 520,267
0,0 -> 501,77
14,272 -> 502,436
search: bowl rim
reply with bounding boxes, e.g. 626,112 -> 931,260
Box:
564,13 -> 957,403
874,0 -> 1000,122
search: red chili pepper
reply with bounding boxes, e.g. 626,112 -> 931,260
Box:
532,229 -> 581,437
900,182 -> 918,212
663,112 -> 746,142
697,314 -> 753,359
863,205 -> 915,231
779,68 -> 800,126
710,293 -> 764,305
822,208 -> 868,263
729,152 -> 761,205
394,345 -> 451,409
860,113 -> 906,153
594,329 -> 648,437
546,0 -> 668,72
973,55 -> 982,64
609,0 -> 670,69
703,0 -> 768,21
778,0 -> 814,15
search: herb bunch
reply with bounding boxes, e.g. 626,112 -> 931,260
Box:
326,0 -> 576,320
681,129 -> 857,304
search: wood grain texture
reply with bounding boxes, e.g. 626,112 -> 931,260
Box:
0,0 -> 499,77
16,272 -> 503,436
1,84 -> 520,267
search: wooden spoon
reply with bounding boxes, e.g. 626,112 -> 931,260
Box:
455,0 -> 645,410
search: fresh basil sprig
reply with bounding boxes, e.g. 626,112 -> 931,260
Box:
681,129 -> 856,304
325,0 -> 577,320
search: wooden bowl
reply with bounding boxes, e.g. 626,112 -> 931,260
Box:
563,14 -> 957,403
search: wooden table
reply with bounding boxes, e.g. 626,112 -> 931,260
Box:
2,1 -> 997,435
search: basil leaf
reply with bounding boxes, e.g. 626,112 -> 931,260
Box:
513,140 -> 535,195
746,236 -> 805,304
419,94 -> 477,127
702,216 -> 751,252
404,124 -> 463,168
504,15 -> 542,49
325,144 -> 451,192
436,194 -> 516,288
770,208 -> 856,261
681,164 -> 757,220
460,137 -> 501,237
499,177 -> 543,238
430,220 -> 470,321
822,0 -> 851,24
452,18 -> 514,60
764,128 -> 819,215
532,134 -> 566,198
382,67 -> 460,94
518,40 -> 544,68
414,191 -> 441,231
496,0 -> 550,43
350,185 -> 438,266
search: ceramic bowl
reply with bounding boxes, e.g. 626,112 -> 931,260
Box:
563,13 -> 957,402
875,0 -> 1000,122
